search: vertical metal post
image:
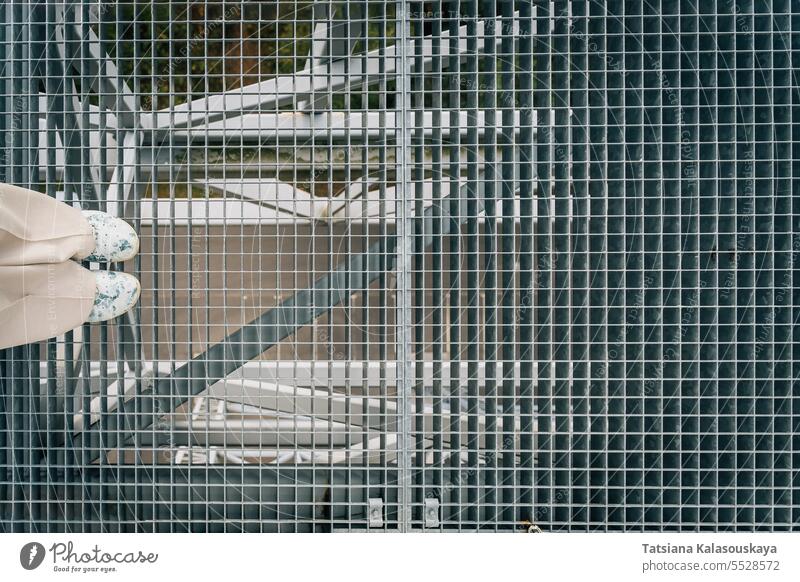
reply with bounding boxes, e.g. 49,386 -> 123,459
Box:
481,0 -> 498,527
714,0 -> 737,528
0,2 -> 6,185
518,0 -> 535,524
724,0 -> 750,523
411,0 -> 426,527
771,0 -> 793,530
642,0 -> 664,528
464,0 -> 480,526
429,4 -> 445,521
395,0 -> 414,532
698,0 -> 719,528
534,0 -> 553,529
679,0 -> 701,528
446,0 -> 462,526
499,0 -> 516,525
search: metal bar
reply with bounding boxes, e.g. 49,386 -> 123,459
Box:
737,0 -> 759,524
679,0 -> 702,529
0,355 -> 8,532
358,0 -> 372,494
410,0 -> 426,527
533,0 -> 552,529
446,0 -> 462,527
396,0 -> 421,532
429,5 -> 445,518
464,0 -> 480,527
499,0 -> 516,526
770,0 -> 793,530
481,0 -> 498,527
43,237 -> 60,529
28,0 -> 46,533
604,0 -> 626,529
642,0 -> 663,528
698,0 -> 719,528
78,2 -> 96,527
658,0 -> 681,530
0,2 -> 6,530
713,0 -> 737,529
376,1 -> 389,513
0,1 -> 6,184
518,0 -> 535,525
624,0 -> 645,529
752,0 -> 777,525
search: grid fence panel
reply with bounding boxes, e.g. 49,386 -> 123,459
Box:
0,0 -> 798,532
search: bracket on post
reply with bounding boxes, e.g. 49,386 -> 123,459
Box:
424,498 -> 440,529
368,498 -> 384,528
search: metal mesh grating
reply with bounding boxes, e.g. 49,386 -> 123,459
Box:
0,0 -> 798,532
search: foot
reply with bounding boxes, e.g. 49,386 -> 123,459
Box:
87,271 -> 141,323
81,210 -> 139,262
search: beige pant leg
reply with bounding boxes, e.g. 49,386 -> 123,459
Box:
0,183 -> 97,348
0,183 -> 95,266
0,262 -> 95,349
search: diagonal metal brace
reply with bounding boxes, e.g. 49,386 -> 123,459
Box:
71,179 -> 495,462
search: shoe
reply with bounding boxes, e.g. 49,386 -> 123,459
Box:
81,210 -> 139,262
87,271 -> 141,323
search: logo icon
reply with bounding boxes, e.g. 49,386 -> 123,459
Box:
20,542 -> 46,570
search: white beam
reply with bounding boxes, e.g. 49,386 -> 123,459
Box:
200,179 -> 320,219
105,131 -> 140,215
139,198 -> 314,225
160,110 -> 531,143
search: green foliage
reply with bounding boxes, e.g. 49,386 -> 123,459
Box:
98,1 -> 315,110
95,1 -> 510,113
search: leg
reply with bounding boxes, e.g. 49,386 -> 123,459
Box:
0,262 -> 95,349
0,183 -> 94,266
